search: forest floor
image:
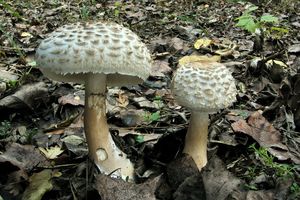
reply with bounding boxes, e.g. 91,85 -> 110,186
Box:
0,0 -> 300,199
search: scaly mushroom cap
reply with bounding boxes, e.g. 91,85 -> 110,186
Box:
171,61 -> 237,112
36,21 -> 151,86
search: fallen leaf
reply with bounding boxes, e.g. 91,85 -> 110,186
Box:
58,94 -> 84,106
231,111 -> 300,164
133,96 -> 161,109
95,174 -> 162,200
22,170 -> 53,200
0,143 -> 49,171
169,37 -> 187,51
0,82 -> 6,93
116,92 -> 129,108
39,146 -> 64,160
117,127 -> 162,142
230,190 -> 275,200
266,60 -> 288,69
0,68 -> 19,82
167,155 -> 201,189
194,38 -> 213,49
215,48 -> 234,57
288,43 -> 300,53
61,135 -> 84,146
4,170 -> 28,196
178,55 -> 221,65
119,109 -> 146,127
0,82 -> 48,110
21,32 -> 32,37
173,174 -> 206,200
202,156 -> 242,200
150,60 -> 172,77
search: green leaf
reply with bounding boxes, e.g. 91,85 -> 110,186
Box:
236,15 -> 253,26
135,135 -> 144,143
27,61 -> 37,67
144,111 -> 161,123
260,14 -> 278,23
114,9 -> 120,17
114,1 -> 121,7
270,27 -> 289,34
150,111 -> 160,122
236,15 -> 258,33
245,5 -> 258,14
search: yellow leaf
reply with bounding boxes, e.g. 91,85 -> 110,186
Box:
215,48 -> 234,57
39,146 -> 64,159
52,171 -> 62,178
178,55 -> 221,65
117,92 -> 129,108
266,60 -> 288,68
194,38 -> 212,49
21,32 -> 32,37
22,170 -> 53,200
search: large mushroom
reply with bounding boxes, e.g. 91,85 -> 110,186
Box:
171,61 -> 237,170
36,21 -> 152,181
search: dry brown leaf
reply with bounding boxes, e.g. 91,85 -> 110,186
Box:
95,174 -> 162,200
58,94 -> 84,106
0,82 -> 48,110
116,92 -> 129,108
150,60 -> 172,77
0,143 -> 49,171
232,111 -> 300,164
202,156 -> 242,200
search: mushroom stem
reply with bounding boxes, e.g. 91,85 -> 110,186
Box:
84,73 -> 134,181
183,111 -> 209,170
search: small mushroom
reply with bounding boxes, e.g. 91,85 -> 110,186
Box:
36,21 -> 152,181
171,61 -> 237,170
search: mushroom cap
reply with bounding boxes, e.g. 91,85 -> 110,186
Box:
36,21 -> 151,86
171,61 -> 237,113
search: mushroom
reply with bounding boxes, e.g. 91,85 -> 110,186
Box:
36,22 -> 152,181
171,61 -> 237,170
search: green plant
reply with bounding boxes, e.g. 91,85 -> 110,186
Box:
0,24 -> 24,57
290,183 -> 300,196
177,14 -> 196,23
153,96 -> 163,108
113,1 -> 122,17
244,165 -> 259,180
242,144 -> 298,192
80,5 -> 90,20
144,111 -> 161,123
25,128 -> 38,143
6,80 -> 18,89
134,135 -> 144,143
235,5 -> 288,38
243,183 -> 258,190
0,120 -> 11,139
0,0 -> 23,20
249,144 -> 294,177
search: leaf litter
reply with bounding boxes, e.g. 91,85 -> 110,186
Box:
0,0 -> 300,199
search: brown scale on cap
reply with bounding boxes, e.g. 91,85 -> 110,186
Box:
76,41 -> 87,46
65,38 -> 74,42
111,39 -> 120,44
83,35 -> 91,40
85,49 -> 95,56
123,40 -> 130,45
